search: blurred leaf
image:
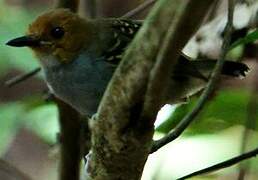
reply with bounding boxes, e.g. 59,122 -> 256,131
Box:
0,1 -> 45,76
156,89 -> 253,134
146,126 -> 258,180
0,103 -> 25,155
24,104 -> 59,144
226,44 -> 244,60
230,29 -> 258,50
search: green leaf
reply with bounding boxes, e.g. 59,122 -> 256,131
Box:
24,104 -> 59,144
230,29 -> 258,50
0,103 -> 25,155
0,1 -> 45,77
156,89 -> 254,134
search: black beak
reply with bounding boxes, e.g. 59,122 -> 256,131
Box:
6,36 -> 40,47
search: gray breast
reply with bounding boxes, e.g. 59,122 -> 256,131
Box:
43,54 -> 114,116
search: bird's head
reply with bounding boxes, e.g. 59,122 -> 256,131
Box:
6,8 -> 93,64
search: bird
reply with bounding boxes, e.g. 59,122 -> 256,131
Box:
6,8 -> 249,116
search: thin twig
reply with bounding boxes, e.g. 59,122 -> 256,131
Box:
151,0 -> 235,153
4,67 -> 41,87
206,0 -> 222,22
121,0 -> 156,18
178,146 -> 258,180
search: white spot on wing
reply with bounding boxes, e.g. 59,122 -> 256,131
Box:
107,56 -> 115,61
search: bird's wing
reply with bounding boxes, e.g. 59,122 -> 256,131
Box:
102,19 -> 248,82
102,19 -> 141,65
102,19 -> 208,81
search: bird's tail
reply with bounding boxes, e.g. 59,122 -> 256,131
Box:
191,60 -> 250,79
168,55 -> 250,104
175,55 -> 250,80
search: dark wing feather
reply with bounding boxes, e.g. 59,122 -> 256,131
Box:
102,19 -> 141,65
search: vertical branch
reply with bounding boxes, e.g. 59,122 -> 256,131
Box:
55,99 -> 82,180
54,1 -> 82,180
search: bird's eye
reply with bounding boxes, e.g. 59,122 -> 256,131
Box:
51,27 -> 65,39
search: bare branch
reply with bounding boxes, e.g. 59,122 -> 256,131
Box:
121,0 -> 156,18
151,0 -> 235,153
178,146 -> 258,180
